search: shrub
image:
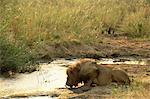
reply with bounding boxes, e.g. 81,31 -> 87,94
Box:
0,37 -> 34,74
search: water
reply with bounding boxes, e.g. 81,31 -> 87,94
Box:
0,58 -> 149,98
98,58 -> 150,65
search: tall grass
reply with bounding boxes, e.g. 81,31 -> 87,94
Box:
1,0 -> 150,44
120,0 -> 150,38
0,0 -> 150,73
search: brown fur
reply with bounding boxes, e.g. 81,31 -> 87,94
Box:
66,59 -> 97,88
66,59 -> 130,89
92,65 -> 112,86
111,69 -> 130,85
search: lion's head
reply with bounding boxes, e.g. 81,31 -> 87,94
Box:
66,65 -> 81,88
66,59 -> 98,88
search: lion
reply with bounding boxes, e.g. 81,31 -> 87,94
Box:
66,59 -> 98,88
66,59 -> 112,89
66,59 -> 130,90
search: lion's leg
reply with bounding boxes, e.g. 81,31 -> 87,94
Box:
80,80 -> 92,91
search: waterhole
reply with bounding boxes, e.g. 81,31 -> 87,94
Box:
0,58 -> 150,98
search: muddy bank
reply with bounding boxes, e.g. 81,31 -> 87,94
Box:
38,38 -> 150,60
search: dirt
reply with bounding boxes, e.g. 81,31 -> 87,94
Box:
101,37 -> 150,57
41,37 -> 150,60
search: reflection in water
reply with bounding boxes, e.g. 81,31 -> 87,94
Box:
0,58 -> 149,98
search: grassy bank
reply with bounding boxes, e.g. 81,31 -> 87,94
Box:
0,0 -> 150,73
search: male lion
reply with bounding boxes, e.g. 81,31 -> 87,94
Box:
66,59 -> 130,90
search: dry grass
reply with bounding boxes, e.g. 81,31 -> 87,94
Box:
0,0 -> 150,72
111,80 -> 150,98
1,0 -> 150,46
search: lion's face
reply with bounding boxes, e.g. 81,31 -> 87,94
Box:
66,67 -> 80,88
66,59 -> 98,88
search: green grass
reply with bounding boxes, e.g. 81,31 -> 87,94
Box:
0,37 -> 35,75
0,0 -> 150,73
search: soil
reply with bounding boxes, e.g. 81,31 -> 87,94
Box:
42,37 -> 150,60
